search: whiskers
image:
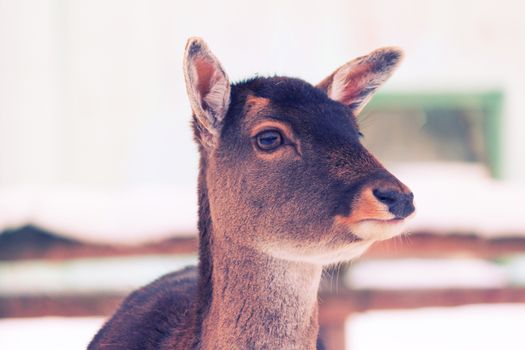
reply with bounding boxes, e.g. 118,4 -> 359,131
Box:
387,229 -> 414,256
322,260 -> 349,295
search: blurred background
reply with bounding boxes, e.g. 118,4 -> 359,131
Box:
1,0 -> 525,349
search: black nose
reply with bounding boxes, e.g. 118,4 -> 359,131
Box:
373,188 -> 415,219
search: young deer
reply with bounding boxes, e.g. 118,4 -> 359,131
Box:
89,38 -> 415,350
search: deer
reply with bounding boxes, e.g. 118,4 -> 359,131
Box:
89,37 -> 415,350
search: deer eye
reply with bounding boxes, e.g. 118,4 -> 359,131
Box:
256,130 -> 283,151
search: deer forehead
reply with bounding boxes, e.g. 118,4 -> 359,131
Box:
231,93 -> 360,148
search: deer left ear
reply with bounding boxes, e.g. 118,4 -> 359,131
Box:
184,37 -> 231,148
316,47 -> 403,115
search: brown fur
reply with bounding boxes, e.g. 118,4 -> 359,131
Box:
338,186 -> 392,224
89,38 -> 414,350
244,95 -> 271,116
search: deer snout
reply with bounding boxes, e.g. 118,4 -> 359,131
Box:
372,187 -> 415,219
335,181 -> 415,241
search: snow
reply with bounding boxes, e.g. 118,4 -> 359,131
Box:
395,162 -> 525,238
346,304 -> 525,350
0,186 -> 197,245
1,305 -> 525,350
346,258 -> 511,290
0,317 -> 104,350
0,255 -> 197,295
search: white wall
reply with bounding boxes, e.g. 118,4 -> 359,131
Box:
0,0 -> 524,188
0,0 -> 65,185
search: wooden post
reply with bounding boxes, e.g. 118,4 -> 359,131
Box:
319,321 -> 348,350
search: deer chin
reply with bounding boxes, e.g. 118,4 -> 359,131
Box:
349,216 -> 411,241
265,239 -> 376,266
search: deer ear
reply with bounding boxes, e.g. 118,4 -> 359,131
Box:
316,47 -> 403,115
184,37 -> 231,147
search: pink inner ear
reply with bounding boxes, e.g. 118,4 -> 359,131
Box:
331,62 -> 374,106
194,56 -> 215,98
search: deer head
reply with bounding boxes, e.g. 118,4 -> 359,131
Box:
184,38 -> 414,266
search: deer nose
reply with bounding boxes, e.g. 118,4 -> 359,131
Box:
372,188 -> 415,219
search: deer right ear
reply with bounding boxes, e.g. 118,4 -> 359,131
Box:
184,37 -> 231,148
316,47 -> 403,115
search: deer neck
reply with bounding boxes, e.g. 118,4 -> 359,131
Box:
199,237 -> 322,350
194,159 -> 322,349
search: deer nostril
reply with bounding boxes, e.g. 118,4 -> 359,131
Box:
372,189 -> 399,205
373,188 -> 415,219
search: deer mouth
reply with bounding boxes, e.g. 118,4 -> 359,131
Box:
348,216 -> 411,241
362,217 -> 406,224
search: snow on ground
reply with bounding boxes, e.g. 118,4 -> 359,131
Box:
0,317 -> 105,350
0,186 -> 197,245
0,255 -> 197,295
395,163 -> 525,237
1,305 -> 525,350
346,304 -> 525,350
346,258 -> 515,290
